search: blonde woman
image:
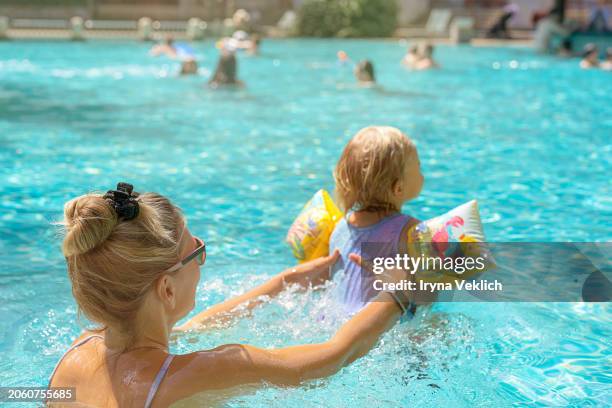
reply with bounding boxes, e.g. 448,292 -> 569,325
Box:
49,182 -> 415,407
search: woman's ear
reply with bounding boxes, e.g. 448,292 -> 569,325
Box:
156,275 -> 176,310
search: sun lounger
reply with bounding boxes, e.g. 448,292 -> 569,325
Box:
450,17 -> 475,44
399,8 -> 453,39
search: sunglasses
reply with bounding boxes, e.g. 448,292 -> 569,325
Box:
164,236 -> 206,273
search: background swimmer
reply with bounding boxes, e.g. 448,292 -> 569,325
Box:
149,35 -> 178,58
150,35 -> 200,76
337,50 -> 352,65
180,59 -> 199,75
336,52 -> 376,86
580,43 -> 599,69
354,60 -> 376,85
402,45 -> 419,68
415,43 -> 440,70
402,42 -> 439,71
208,52 -> 244,88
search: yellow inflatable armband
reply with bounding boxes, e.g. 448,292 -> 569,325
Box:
286,190 -> 343,263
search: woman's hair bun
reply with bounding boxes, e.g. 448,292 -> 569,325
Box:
62,194 -> 118,257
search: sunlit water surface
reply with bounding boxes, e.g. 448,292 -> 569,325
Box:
0,39 -> 610,407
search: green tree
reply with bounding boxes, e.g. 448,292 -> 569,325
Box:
297,0 -> 397,38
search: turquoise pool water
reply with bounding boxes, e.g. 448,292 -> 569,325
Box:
0,39 -> 610,406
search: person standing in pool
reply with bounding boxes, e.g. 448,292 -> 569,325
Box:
208,52 -> 244,88
48,182 -> 415,406
217,31 -> 261,56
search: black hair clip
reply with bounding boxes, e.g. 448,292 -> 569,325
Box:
103,182 -> 140,221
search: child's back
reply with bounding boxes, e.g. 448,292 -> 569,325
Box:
330,213 -> 416,314
329,126 -> 424,314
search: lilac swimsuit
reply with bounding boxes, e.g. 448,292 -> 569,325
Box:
329,213 -> 415,314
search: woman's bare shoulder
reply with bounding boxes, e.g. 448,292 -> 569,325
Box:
160,344 -> 263,406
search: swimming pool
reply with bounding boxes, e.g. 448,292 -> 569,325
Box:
0,39 -> 610,406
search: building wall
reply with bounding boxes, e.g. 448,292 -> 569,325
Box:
94,0 -> 290,23
0,0 -> 579,30
0,5 -> 91,19
0,0 -> 291,24
397,0 -> 431,25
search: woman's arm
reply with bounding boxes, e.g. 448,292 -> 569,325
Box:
168,291 -> 404,405
175,251 -> 339,331
247,292 -> 402,383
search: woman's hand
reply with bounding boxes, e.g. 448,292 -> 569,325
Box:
281,250 -> 339,288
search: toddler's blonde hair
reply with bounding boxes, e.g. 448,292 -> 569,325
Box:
333,126 -> 417,212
